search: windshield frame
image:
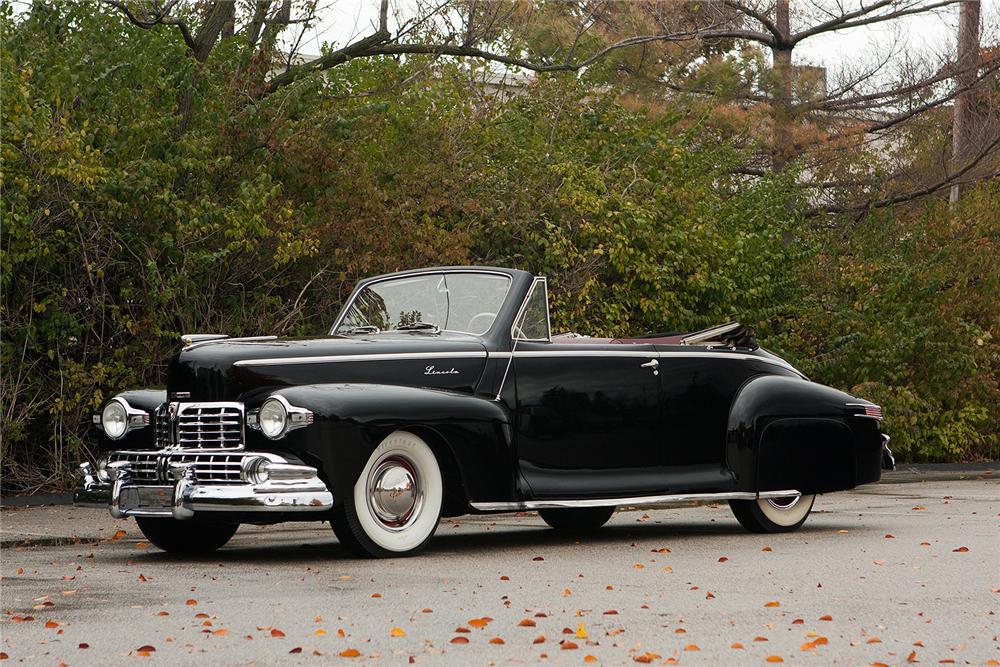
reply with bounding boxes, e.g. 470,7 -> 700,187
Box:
330,269 -> 515,337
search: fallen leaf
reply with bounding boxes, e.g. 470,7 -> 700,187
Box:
371,593 -> 382,598
705,591 -> 715,599
920,542 -> 931,546
563,588 -> 572,596
135,542 -> 149,549
762,546 -> 773,552
814,637 -> 829,646
195,613 -> 210,619
500,576 -> 509,581
731,642 -> 744,649
489,637 -> 505,644
212,629 -> 229,636
584,656 -> 598,663
633,563 -> 645,569
518,619 -> 537,627
662,566 -> 673,573
185,599 -> 197,606
468,618 -> 489,628
952,546 -> 969,552
156,611 -> 169,616
532,556 -> 545,561
867,637 -> 882,644
791,619 -> 804,624
871,663 -> 890,667
450,637 -> 469,645
634,653 -> 660,663
532,635 -> 546,644
801,642 -> 817,650
912,506 -> 926,510
607,629 -> 625,636
765,601 -> 780,607
138,574 -> 147,582
603,610 -> 618,615
390,627 -> 406,638
766,657 -> 784,663
754,636 -> 768,642
45,620 -> 60,629
112,530 -> 127,540
718,557 -> 729,562
455,627 -> 470,633
561,641 -> 579,650
289,647 -> 302,654
136,645 -> 155,656
884,534 -> 895,539
270,629 -> 285,638
575,623 -> 588,639
684,644 -> 700,651
314,629 -> 326,636
913,641 -> 924,647
340,648 -> 362,656
837,529 -> 849,534
819,615 -> 833,621
907,651 -> 918,663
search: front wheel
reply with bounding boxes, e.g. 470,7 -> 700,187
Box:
539,506 -> 616,532
135,517 -> 239,554
331,431 -> 443,558
729,494 -> 815,533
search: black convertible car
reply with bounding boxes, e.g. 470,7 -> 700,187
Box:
76,266 -> 893,557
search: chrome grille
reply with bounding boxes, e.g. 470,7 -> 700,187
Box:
107,452 -> 245,484
154,402 -> 244,449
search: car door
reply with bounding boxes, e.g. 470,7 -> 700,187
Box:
512,341 -> 663,498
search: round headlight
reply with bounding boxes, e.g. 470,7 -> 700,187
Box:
259,398 -> 287,439
101,400 -> 128,440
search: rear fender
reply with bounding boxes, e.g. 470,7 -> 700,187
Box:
726,375 -> 879,494
265,384 -> 514,507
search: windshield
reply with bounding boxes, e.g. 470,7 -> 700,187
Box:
336,273 -> 512,335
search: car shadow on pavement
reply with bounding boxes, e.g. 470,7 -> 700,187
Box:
104,519 -> 866,564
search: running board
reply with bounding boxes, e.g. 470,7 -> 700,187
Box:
469,490 -> 801,512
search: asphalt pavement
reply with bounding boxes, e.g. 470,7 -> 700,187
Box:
2,478 -> 998,665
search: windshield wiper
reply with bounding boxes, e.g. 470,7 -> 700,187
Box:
394,321 -> 441,334
341,325 -> 381,335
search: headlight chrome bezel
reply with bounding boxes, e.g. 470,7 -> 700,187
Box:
248,395 -> 313,440
95,397 -> 150,440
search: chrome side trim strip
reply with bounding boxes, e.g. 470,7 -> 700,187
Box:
490,350 -> 796,369
234,351 -> 489,367
469,489 -> 801,511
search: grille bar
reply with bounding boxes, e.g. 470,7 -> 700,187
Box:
154,402 -> 245,449
108,452 -> 246,484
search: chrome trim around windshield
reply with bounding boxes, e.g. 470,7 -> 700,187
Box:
470,489 -> 802,511
329,269 -> 514,336
234,350 -> 489,367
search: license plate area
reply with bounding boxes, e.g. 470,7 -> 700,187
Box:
119,485 -> 173,515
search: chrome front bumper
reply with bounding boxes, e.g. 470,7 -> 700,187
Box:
74,453 -> 333,519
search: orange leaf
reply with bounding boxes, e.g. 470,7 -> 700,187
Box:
563,588 -> 572,596
45,621 -> 60,629
584,656 -> 598,663
468,618 -> 489,628
500,576 -> 509,581
819,615 -> 833,621
450,637 -> 469,645
603,610 -> 618,615
489,637 -> 505,645
607,629 -> 624,636
455,627 -> 470,633
912,506 -> 926,510
289,647 -> 302,654
871,663 -> 890,667
765,601 -> 780,607
112,529 -> 127,540
907,651 -> 918,663
952,546 -> 969,552
136,645 -> 156,656
212,629 -> 229,637
371,593 -> 382,598
800,642 -> 816,650
634,653 -> 660,663
156,611 -> 169,616
314,629 -> 326,636
195,613 -> 210,619
705,591 -> 715,599
866,637 -> 882,644
518,619 -> 537,627
791,619 -> 804,624
766,657 -> 784,663
561,641 -> 579,650
662,566 -> 673,573
813,637 -> 828,646
532,635 -> 546,644
718,557 -> 729,562
884,534 -> 895,539
390,627 -> 406,638
762,546 -> 773,551
754,636 -> 768,642
270,629 -> 285,638
731,642 -> 744,649
340,648 -> 362,656
684,644 -> 700,651
873,560 -> 886,566
337,629 -> 346,637
185,599 -> 197,606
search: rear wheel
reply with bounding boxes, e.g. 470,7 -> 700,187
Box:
331,431 -> 443,558
135,517 -> 239,554
729,494 -> 815,533
538,506 -> 616,531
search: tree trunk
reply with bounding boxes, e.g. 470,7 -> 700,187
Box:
950,0 -> 982,204
772,0 -> 794,172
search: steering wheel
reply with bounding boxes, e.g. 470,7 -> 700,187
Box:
467,312 -> 497,333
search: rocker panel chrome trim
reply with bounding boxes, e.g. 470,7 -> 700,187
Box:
469,490 -> 801,512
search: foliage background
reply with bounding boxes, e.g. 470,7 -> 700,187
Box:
2,4 -> 997,492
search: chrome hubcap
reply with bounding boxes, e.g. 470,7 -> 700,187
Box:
367,455 -> 422,531
766,495 -> 801,511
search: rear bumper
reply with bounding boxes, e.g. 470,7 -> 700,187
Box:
73,453 -> 333,520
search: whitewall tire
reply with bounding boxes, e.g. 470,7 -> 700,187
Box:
331,431 -> 443,557
729,494 -> 815,533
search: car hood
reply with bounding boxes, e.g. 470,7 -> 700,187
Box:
167,333 -> 490,402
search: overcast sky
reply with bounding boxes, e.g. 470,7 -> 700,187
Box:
287,0 -> 1000,76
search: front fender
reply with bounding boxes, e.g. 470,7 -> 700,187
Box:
726,375 -> 882,494
264,384 -> 514,508
95,389 -> 167,451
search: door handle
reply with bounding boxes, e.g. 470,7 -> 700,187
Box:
640,359 -> 659,375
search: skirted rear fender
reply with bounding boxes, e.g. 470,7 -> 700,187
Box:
263,384 -> 514,513
726,375 -> 884,494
